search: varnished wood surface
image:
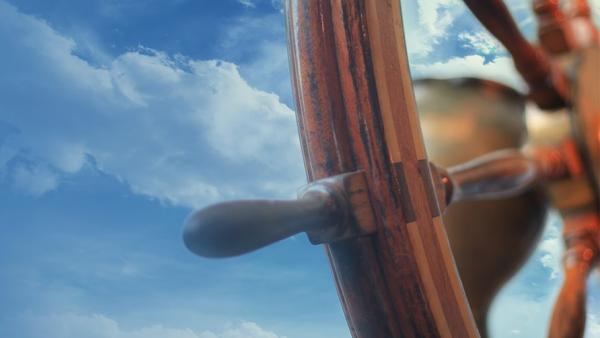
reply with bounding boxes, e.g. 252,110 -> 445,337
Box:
416,78 -> 548,337
182,171 -> 377,257
286,1 -> 478,337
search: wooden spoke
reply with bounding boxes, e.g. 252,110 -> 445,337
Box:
549,212 -> 599,338
462,0 -> 568,109
181,1 -> 600,338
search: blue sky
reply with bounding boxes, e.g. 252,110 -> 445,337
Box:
0,0 -> 599,337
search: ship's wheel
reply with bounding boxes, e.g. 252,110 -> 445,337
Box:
183,1 -> 600,337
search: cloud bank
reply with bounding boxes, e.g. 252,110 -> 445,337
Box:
0,1 -> 304,208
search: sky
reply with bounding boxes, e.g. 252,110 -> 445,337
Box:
0,0 -> 599,337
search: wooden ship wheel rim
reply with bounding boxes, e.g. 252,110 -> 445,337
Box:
183,1 -> 600,337
286,1 -> 480,336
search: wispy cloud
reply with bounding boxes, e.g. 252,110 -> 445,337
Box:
538,213 -> 563,280
0,1 -> 304,207
21,313 -> 287,338
401,0 -> 465,58
412,55 -> 522,89
591,0 -> 600,26
417,0 -> 462,41
10,162 -> 59,197
238,0 -> 256,8
458,31 -> 505,56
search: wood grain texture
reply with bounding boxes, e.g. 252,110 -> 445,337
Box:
286,1 -> 479,337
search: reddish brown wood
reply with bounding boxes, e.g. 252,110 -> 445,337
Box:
549,212 -> 599,338
286,1 -> 478,337
547,46 -> 600,338
534,0 -> 599,55
182,171 -> 376,257
534,0 -> 571,54
462,0 -> 567,110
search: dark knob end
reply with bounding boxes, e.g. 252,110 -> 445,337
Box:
183,191 -> 337,258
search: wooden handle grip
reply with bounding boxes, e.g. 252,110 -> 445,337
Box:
446,149 -> 540,202
183,143 -> 571,258
183,191 -> 336,258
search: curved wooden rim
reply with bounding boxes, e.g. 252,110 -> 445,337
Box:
285,1 -> 479,337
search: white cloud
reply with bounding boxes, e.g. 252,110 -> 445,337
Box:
592,0 -> 600,24
538,212 -> 563,279
403,0 -> 598,62
417,0 -> 462,41
490,292 -> 556,338
240,40 -> 291,103
0,1 -> 304,207
586,314 -> 600,338
403,1 -> 529,88
401,0 -> 465,58
205,322 -> 287,338
23,313 -> 287,338
488,212 -> 566,337
238,0 -> 256,8
11,162 -> 59,196
216,12 -> 290,102
458,31 -> 505,55
234,0 -> 283,11
412,54 -> 524,89
3,1 -> 599,336
491,296 -> 600,338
